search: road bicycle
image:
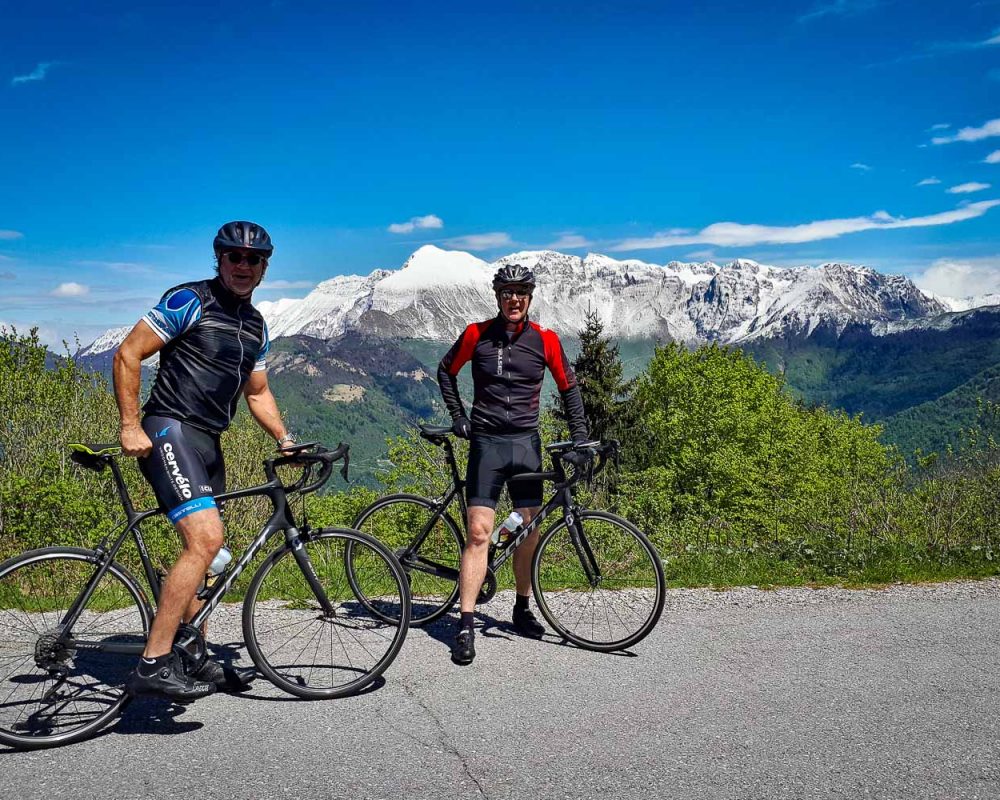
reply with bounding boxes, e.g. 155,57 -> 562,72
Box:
0,441 -> 411,750
346,426 -> 665,652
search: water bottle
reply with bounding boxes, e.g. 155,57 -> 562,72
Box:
209,545 -> 233,576
490,511 -> 523,546
197,545 -> 232,598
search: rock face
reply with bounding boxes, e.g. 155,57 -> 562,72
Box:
257,245 -> 948,344
79,245 -> 960,355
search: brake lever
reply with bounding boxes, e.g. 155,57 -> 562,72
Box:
340,449 -> 351,483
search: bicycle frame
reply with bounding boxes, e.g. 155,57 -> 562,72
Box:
60,453 -> 335,655
400,440 -> 603,588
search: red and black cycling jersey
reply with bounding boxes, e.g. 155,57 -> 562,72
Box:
437,316 -> 589,442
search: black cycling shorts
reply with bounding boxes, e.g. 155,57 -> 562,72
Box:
138,415 -> 226,524
466,430 -> 543,510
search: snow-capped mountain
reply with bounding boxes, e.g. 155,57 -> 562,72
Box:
257,245 -> 949,344
80,245 -> 967,356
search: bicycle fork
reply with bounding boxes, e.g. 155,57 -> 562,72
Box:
563,496 -> 602,589
288,527 -> 338,617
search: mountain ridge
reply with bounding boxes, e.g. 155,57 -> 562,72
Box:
80,245 -> 995,357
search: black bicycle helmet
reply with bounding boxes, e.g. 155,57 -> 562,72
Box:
213,221 -> 274,256
492,264 -> 535,292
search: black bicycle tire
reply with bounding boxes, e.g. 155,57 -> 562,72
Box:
348,494 -> 464,626
531,511 -> 665,652
0,546 -> 152,750
242,528 -> 410,699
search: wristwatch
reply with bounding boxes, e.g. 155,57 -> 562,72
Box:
277,433 -> 296,448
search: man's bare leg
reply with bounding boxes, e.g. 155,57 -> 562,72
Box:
143,508 -> 223,658
511,506 -> 539,595
459,506 -> 495,613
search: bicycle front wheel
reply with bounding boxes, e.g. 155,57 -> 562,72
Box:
532,511 -> 665,652
349,494 -> 463,625
0,547 -> 152,750
243,528 -> 410,699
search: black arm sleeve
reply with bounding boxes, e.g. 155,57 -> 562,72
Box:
560,384 -> 589,444
437,360 -> 467,421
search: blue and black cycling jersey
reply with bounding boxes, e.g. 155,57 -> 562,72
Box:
141,277 -> 269,435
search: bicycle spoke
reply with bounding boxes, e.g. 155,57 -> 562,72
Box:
245,530 -> 408,698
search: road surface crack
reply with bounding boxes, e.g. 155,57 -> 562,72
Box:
400,678 -> 489,799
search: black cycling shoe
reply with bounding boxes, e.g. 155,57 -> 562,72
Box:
194,658 -> 256,692
512,606 -> 546,639
451,629 -> 476,665
127,654 -> 216,703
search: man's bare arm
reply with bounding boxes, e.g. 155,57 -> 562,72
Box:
243,370 -> 292,448
113,320 -> 165,457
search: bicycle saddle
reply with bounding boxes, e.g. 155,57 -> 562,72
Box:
68,443 -> 121,471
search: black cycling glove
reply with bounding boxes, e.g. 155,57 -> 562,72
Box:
451,416 -> 472,439
562,448 -> 594,471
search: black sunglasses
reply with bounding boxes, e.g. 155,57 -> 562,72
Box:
499,288 -> 532,300
224,251 -> 267,267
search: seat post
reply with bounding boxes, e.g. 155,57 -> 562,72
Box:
106,457 -> 138,517
442,439 -> 463,487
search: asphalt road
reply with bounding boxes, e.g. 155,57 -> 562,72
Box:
3,581 -> 1000,800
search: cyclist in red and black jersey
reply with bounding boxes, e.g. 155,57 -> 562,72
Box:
437,263 -> 591,665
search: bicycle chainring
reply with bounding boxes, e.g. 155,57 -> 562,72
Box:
172,623 -> 208,674
476,568 -> 498,604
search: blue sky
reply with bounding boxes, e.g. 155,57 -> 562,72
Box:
1,0 -> 999,345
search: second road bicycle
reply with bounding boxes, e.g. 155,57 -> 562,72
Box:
346,426 -> 665,652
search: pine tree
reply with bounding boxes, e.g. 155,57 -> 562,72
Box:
554,309 -> 635,445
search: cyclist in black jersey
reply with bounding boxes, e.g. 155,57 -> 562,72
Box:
437,263 -> 591,665
113,221 -> 296,702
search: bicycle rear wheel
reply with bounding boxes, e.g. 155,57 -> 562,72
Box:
348,494 -> 463,625
0,547 -> 152,750
243,528 -> 410,699
532,511 -> 665,652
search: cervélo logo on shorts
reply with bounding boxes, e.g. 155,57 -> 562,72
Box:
161,443 -> 192,500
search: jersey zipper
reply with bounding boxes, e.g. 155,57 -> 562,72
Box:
226,310 -> 246,426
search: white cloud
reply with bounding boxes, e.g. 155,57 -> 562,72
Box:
387,214 -> 444,234
798,0 -> 880,23
544,233 -> 593,249
259,279 -> 315,290
684,249 -> 716,261
51,282 -> 90,298
850,162 -> 872,171
914,256 -> 1000,299
928,123 -> 951,131
11,62 -> 57,86
916,177 -> 942,186
74,260 -> 158,274
947,182 -> 991,194
611,200 -> 1000,251
0,230 -> 23,240
932,118 -> 1000,145
985,150 -> 1000,164
444,232 -> 513,251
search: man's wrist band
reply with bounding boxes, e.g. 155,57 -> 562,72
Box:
277,434 -> 295,446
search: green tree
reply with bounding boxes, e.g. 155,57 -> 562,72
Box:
553,309 -> 635,445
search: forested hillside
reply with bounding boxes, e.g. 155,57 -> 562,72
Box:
5,325 -> 997,588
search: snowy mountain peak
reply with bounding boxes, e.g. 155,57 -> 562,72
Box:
80,247 -> 970,356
